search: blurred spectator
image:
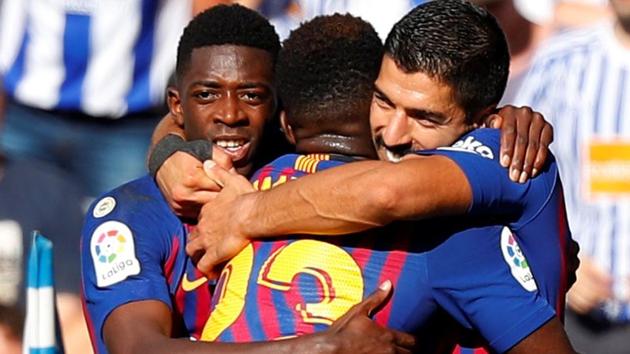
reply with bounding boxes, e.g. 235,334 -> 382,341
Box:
0,0 -> 224,198
0,154 -> 87,353
554,0 -> 612,28
241,0 -> 418,40
514,1 -> 630,352
472,0 -> 553,104
0,305 -> 22,354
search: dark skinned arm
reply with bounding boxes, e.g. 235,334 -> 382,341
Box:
507,317 -> 576,354
102,281 -> 416,354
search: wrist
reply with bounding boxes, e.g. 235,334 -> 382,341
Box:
234,192 -> 259,240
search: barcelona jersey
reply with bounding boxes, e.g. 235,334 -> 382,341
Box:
81,176 -> 216,354
208,128 -> 569,354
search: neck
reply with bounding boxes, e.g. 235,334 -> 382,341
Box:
294,135 -> 377,159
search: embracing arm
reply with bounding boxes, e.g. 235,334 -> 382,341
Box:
237,155 -> 471,238
102,282 -> 415,354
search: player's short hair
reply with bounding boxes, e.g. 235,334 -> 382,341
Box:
276,14 -> 383,129
385,0 -> 509,119
175,4 -> 281,82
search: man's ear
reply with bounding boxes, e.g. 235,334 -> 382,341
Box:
167,86 -> 185,128
279,111 -> 296,146
472,104 -> 498,128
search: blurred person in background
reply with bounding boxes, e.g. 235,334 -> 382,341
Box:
0,150 -> 87,353
0,0 -> 227,198
472,0 -> 553,104
236,0 -> 418,40
514,0 -> 630,352
0,305 -> 21,354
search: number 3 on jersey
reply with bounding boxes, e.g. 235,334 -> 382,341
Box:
202,240 -> 364,340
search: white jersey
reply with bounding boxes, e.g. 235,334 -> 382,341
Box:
0,0 -> 191,118
514,21 -> 630,321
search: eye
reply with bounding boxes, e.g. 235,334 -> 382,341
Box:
240,91 -> 266,105
373,92 -> 392,109
194,90 -> 219,101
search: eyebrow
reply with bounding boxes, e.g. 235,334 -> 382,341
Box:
190,80 -> 272,91
374,83 -> 448,124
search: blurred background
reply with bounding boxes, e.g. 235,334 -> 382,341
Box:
0,1 -> 625,353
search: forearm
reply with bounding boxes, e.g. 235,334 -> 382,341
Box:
126,333 -> 334,354
238,155 -> 472,238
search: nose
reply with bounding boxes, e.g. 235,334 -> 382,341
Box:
381,110 -> 411,147
214,91 -> 247,126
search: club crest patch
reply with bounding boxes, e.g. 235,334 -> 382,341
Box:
93,197 -> 116,218
500,227 -> 537,292
90,221 -> 140,287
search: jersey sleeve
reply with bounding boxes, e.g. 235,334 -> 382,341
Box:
81,177 -> 181,349
427,224 -> 556,353
420,128 -> 558,229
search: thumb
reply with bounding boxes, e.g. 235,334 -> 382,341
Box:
359,280 -> 393,317
203,160 -> 233,188
486,114 -> 503,129
211,146 -> 234,171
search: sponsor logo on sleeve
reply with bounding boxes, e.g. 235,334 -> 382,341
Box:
438,136 -> 495,159
500,227 -> 537,292
90,221 -> 140,287
93,197 -> 116,218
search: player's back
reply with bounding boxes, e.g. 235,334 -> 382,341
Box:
203,153 -> 557,354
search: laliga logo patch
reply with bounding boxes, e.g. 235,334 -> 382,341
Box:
93,197 -> 116,218
500,227 -> 537,292
90,221 -> 140,287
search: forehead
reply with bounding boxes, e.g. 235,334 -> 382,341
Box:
183,45 -> 274,86
375,55 -> 455,109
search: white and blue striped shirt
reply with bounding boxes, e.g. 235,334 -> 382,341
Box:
270,0 -> 415,41
0,0 -> 191,118
514,21 -> 630,321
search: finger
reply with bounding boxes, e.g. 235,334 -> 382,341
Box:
498,112 -> 516,168
519,115 -> 544,183
357,280 -> 393,316
532,124 -> 554,176
484,114 -> 503,129
212,146 -> 234,171
391,330 -> 417,350
203,160 -> 234,188
509,110 -> 532,182
195,251 -> 222,277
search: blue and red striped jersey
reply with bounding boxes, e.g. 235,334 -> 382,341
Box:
208,128 -> 569,354
81,176 -> 215,354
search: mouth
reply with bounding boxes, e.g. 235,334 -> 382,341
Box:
213,138 -> 251,165
384,148 -> 403,163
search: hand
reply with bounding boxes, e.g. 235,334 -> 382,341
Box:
486,105 -> 554,183
323,280 -> 417,354
566,256 -> 613,315
185,161 -> 255,276
156,147 -> 233,219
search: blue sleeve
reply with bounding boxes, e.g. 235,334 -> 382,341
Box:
427,224 -> 556,353
420,128 -> 558,228
80,177 -> 182,349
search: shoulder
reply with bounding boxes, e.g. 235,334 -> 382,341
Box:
83,175 -> 181,245
530,22 -> 607,65
435,128 -> 500,162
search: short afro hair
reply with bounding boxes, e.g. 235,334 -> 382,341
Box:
385,0 -> 509,119
176,4 -> 281,81
276,14 -> 383,130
